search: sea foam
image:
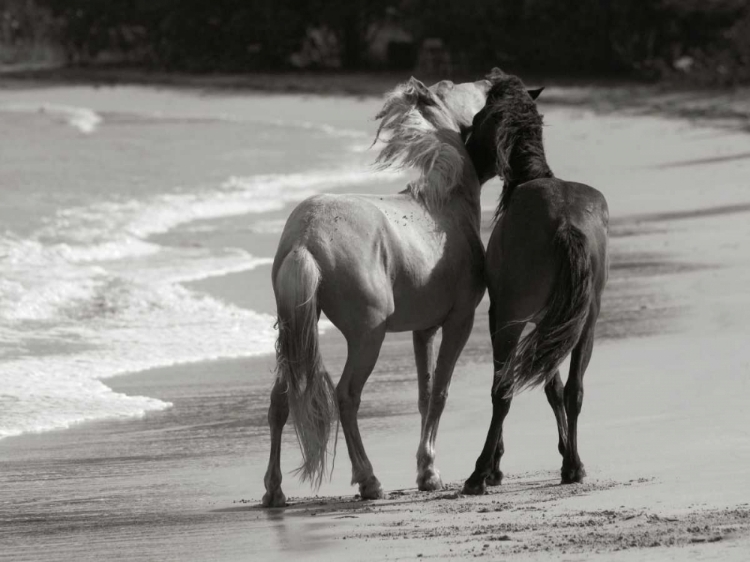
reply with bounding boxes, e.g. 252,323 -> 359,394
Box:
0,165 -> 400,439
0,103 -> 102,133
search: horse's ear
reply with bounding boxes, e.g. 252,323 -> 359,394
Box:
404,77 -> 437,108
527,87 -> 544,101
375,77 -> 436,121
487,67 -> 507,82
406,76 -> 429,95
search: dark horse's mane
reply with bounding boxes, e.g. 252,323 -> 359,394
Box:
478,69 -> 553,220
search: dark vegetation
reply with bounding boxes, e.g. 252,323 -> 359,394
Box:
2,0 -> 750,85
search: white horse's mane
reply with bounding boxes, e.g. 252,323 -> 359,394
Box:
374,79 -> 467,210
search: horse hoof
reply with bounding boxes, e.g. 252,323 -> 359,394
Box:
262,488 -> 287,508
561,464 -> 586,484
358,476 -> 384,500
417,469 -> 443,492
461,478 -> 486,496
485,470 -> 504,487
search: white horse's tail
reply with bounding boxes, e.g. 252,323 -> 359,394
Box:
274,247 -> 337,489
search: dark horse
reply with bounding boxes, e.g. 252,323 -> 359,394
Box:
461,69 -> 609,495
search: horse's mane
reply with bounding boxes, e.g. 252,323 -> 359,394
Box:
478,69 -> 552,219
373,78 -> 467,210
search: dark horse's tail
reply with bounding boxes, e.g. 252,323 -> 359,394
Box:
495,223 -> 593,396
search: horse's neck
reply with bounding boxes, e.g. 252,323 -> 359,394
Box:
435,135 -> 483,224
420,164 -> 482,232
500,140 -> 554,210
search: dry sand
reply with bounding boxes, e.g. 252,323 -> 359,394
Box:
2,85 -> 750,561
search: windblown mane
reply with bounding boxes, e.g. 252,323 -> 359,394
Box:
373,78 -> 467,210
477,69 -> 553,220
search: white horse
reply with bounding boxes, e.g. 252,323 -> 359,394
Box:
263,77 -> 491,507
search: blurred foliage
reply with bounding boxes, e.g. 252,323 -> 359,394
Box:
1,0 -> 53,43
0,0 -> 61,65
3,0 -> 750,83
402,0 -> 750,83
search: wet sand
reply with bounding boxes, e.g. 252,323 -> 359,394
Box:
2,87 -> 750,561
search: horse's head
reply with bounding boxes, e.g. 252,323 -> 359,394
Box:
373,76 -> 491,209
466,67 -> 546,186
374,76 -> 490,141
428,78 -> 492,137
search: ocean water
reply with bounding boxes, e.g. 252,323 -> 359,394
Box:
0,85 -> 402,440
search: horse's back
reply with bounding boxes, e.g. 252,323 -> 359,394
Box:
508,178 -> 607,231
275,192 -> 396,285
487,179 -> 608,317
275,193 -> 386,271
503,178 -> 607,255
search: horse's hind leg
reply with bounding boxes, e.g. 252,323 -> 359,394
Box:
413,327 -> 438,433
337,326 -> 387,500
416,311 -> 474,491
544,370 -> 568,457
485,349 -> 534,488
262,378 -> 289,507
561,304 -> 598,484
483,304 -> 503,487
463,316 -> 525,495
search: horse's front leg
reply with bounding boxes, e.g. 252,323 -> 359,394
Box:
413,327 -> 438,433
416,311 -> 474,491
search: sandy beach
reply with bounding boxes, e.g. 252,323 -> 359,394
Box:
1,81 -> 750,561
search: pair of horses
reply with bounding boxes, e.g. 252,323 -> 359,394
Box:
262,69 -> 609,507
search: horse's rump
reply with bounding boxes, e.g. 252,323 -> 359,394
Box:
494,222 -> 594,396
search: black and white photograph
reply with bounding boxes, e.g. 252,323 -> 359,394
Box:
1,1 -> 749,560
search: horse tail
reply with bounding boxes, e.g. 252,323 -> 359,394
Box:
495,223 -> 593,397
274,247 -> 337,490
